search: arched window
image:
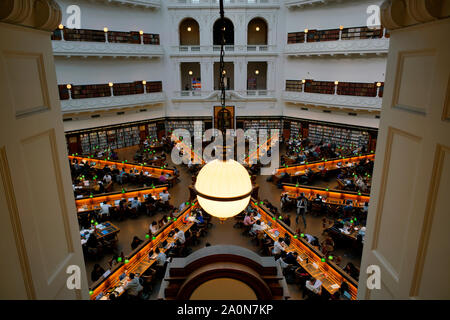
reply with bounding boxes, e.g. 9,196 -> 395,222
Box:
213,18 -> 234,46
247,18 -> 268,45
179,18 -> 200,46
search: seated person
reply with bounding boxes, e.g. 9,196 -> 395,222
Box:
124,273 -> 143,298
250,220 -> 264,236
174,228 -> 185,244
272,237 -> 285,257
131,236 -> 143,250
154,248 -> 167,267
243,212 -> 255,227
130,197 -> 141,210
305,277 -> 322,296
91,263 -> 106,282
100,201 -> 111,217
149,221 -> 158,235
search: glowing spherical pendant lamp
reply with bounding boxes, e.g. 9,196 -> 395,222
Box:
195,159 -> 252,220
194,0 -> 252,220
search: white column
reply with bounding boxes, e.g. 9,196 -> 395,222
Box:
201,60 -> 213,92
0,2 -> 89,299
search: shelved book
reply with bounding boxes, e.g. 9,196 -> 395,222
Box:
337,82 -> 377,97
63,28 -> 105,42
287,32 -> 305,44
286,80 -> 303,92
306,29 -> 340,42
341,26 -> 383,40
113,81 -> 145,96
146,81 -> 163,93
71,84 -> 111,99
304,80 -> 335,95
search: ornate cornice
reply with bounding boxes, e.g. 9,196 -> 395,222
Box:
0,0 -> 61,32
380,0 -> 450,30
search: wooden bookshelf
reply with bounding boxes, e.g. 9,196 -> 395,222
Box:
58,85 -> 69,100
143,33 -> 160,45
63,28 -> 106,42
54,28 -> 160,45
304,79 -> 335,95
341,26 -> 384,40
307,28 -> 340,43
71,83 -> 111,99
285,80 -> 303,92
308,124 -> 370,149
337,82 -> 377,97
113,81 -> 145,96
51,29 -> 62,40
378,82 -> 384,97
107,30 -> 140,44
145,81 -> 163,93
287,25 -> 385,44
287,32 -> 305,44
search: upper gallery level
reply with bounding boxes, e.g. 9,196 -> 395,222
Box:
285,25 -> 389,57
285,0 -> 353,9
93,0 -> 161,9
51,27 -> 164,58
167,0 -> 281,9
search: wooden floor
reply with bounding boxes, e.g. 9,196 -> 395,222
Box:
83,144 -> 361,300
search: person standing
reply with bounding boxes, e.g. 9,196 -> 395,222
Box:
296,193 -> 308,229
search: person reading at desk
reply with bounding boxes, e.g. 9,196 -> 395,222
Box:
149,221 -> 158,235
174,228 -> 185,244
154,248 -> 167,267
304,277 -> 322,298
124,273 -> 143,299
272,237 -> 285,259
131,236 -> 143,250
91,263 -> 106,282
296,194 -> 308,228
103,173 -> 112,184
159,190 -> 171,211
130,197 -> 141,210
243,212 -> 255,227
100,201 -> 111,218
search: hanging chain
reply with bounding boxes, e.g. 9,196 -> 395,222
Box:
219,0 -> 226,111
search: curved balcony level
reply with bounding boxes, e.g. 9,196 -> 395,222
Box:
282,91 -> 382,111
52,40 -> 164,58
61,92 -> 166,114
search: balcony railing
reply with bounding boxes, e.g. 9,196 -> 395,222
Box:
171,90 -> 276,100
60,92 -> 165,113
238,90 -> 275,97
282,91 -> 382,111
52,28 -> 163,58
170,45 -> 277,56
286,26 -> 389,56
107,0 -> 161,8
285,0 -> 338,8
168,0 -> 279,7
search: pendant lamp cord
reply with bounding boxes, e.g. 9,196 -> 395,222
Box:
219,0 -> 226,135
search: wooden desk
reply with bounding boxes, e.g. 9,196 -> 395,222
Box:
250,199 -> 358,299
69,155 -> 175,178
75,185 -> 168,214
93,221 -> 120,239
244,135 -> 277,165
172,137 -> 205,165
276,153 -> 375,177
281,184 -> 370,208
89,202 -> 197,300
